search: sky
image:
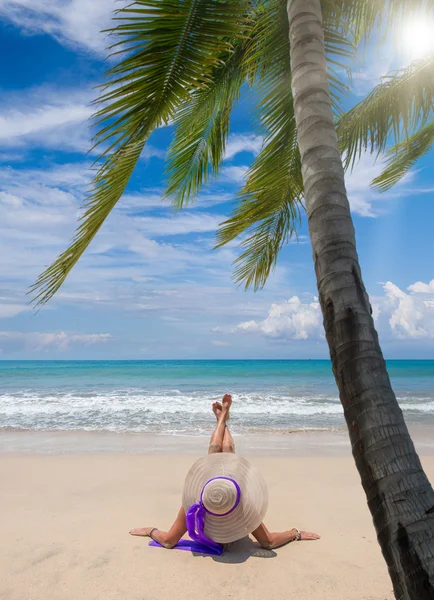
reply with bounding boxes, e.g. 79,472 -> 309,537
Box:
0,0 -> 434,360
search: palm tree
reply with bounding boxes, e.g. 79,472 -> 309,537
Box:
285,3 -> 434,598
31,1 -> 434,596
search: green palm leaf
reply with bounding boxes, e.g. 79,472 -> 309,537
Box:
334,0 -> 434,43
215,0 -> 353,291
216,131 -> 303,291
216,0 -> 302,291
31,0 -> 434,303
337,57 -> 434,170
165,43 -> 248,208
372,118 -> 434,190
30,0 -> 251,306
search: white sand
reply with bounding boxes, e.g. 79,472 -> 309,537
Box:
2,446 -> 433,600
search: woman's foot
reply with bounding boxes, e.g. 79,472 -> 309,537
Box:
212,394 -> 232,423
212,401 -> 223,421
222,394 -> 232,422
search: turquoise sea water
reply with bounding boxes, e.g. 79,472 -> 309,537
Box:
1,360 -> 433,434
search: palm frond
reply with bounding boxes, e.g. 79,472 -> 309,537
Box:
322,7 -> 356,110
216,132 -> 303,290
215,90 -> 303,291
30,0 -> 251,306
216,0 -> 303,291
165,43 -> 248,208
337,57 -> 434,169
333,0 -> 434,43
372,118 -> 434,190
215,68 -> 304,291
214,0 -> 354,290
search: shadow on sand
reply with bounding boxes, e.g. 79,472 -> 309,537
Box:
193,537 -> 277,564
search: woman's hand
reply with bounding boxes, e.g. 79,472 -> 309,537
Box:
129,527 -> 155,537
299,530 -> 320,540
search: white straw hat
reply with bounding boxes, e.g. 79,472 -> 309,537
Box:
182,453 -> 268,544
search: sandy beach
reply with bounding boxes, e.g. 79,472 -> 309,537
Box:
2,434 -> 433,600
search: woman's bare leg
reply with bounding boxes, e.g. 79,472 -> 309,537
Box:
209,394 -> 232,454
210,395 -> 235,454
208,414 -> 226,454
213,400 -> 235,453
223,424 -> 235,453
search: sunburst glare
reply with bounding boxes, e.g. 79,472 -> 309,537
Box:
402,17 -> 434,60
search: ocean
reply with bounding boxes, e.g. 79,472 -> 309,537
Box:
1,360 -> 434,436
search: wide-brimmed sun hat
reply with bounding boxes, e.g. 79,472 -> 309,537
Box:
182,453 -> 268,545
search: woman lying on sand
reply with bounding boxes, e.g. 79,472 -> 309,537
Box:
129,394 -> 320,555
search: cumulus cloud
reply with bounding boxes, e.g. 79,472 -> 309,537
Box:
234,278 -> 434,343
407,279 -> 434,294
220,165 -> 249,184
235,296 -> 323,340
380,281 -> 434,339
225,134 -> 262,160
0,331 -> 111,353
0,0 -> 122,54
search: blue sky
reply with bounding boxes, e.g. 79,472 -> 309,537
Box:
0,0 -> 434,359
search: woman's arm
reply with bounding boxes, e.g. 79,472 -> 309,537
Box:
252,522 -> 320,550
129,506 -> 187,549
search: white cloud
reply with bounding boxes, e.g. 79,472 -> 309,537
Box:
0,87 -> 93,153
0,0 -> 121,54
135,213 -> 224,236
142,146 -> 166,161
220,153 -> 424,220
235,279 -> 434,344
0,303 -> 28,318
120,192 -> 171,211
407,279 -> 434,294
0,101 -> 92,149
15,162 -> 93,188
121,191 -> 234,213
344,153 -> 417,217
346,192 -> 377,218
351,61 -> 393,97
381,281 -> 434,339
0,86 -> 166,159
0,163 -> 90,264
235,296 -> 323,341
0,331 -> 111,353
225,134 -> 262,160
0,160 -> 286,336
220,165 -> 249,184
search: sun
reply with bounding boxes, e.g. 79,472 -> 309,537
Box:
402,17 -> 434,60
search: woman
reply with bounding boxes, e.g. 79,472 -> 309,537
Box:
129,394 -> 320,554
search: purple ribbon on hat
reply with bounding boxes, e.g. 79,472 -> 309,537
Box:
149,476 -> 241,556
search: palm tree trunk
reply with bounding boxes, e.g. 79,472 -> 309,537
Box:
286,1 -> 434,597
